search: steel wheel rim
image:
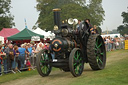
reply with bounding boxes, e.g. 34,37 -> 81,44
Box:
40,52 -> 50,74
73,50 -> 83,75
94,36 -> 105,67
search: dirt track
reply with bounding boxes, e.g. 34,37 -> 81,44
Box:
1,50 -> 128,85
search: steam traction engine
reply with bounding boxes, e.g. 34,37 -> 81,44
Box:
36,9 -> 106,77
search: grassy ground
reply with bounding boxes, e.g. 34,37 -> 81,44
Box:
0,67 -> 57,83
0,70 -> 38,83
0,49 -> 128,85
70,52 -> 128,85
106,49 -> 124,58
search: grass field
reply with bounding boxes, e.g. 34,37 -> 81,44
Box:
0,70 -> 37,83
70,52 -> 128,85
0,67 -> 57,83
0,49 -> 128,85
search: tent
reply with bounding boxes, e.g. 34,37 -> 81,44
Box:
8,28 -> 44,41
33,28 -> 55,40
0,28 -> 20,40
101,34 -> 121,38
47,31 -> 55,40
0,36 -> 4,44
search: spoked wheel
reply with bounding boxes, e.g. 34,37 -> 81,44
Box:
69,48 -> 84,77
87,34 -> 106,70
36,49 -> 52,77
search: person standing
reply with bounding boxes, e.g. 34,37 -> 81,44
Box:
18,44 -> 26,69
36,42 -> 44,52
28,44 -> 32,56
105,37 -> 109,51
79,19 -> 92,33
0,45 -> 6,76
31,47 -> 38,68
4,44 -> 14,71
25,44 -> 30,58
13,45 -> 19,71
76,20 -> 81,31
25,44 -> 30,67
85,19 -> 93,30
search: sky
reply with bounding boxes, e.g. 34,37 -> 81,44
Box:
10,0 -> 38,31
10,0 -> 128,31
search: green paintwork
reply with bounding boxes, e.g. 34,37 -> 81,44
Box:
97,43 -> 102,48
40,52 -> 49,74
73,50 -> 83,74
95,36 -> 104,66
97,56 -> 103,65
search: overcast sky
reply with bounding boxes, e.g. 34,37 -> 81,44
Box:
10,0 -> 128,31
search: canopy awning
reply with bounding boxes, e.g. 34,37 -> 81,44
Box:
8,28 -> 44,40
0,28 -> 20,40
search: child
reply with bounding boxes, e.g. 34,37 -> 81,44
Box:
26,58 -> 31,67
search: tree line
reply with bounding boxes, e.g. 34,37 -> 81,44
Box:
0,0 -> 104,34
35,0 -> 104,32
117,8 -> 128,36
0,0 -> 14,31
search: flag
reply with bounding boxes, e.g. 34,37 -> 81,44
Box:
24,18 -> 28,29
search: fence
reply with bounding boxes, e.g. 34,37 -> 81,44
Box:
0,53 -> 37,75
105,41 -> 125,52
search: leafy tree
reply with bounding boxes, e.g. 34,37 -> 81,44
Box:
102,29 -> 119,34
109,29 -> 119,34
0,0 -> 15,31
122,11 -> 128,25
117,25 -> 128,36
87,0 -> 105,26
35,0 -> 104,31
117,8 -> 128,36
97,26 -> 102,35
61,3 -> 86,21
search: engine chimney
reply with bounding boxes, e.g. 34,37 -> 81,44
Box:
53,8 -> 61,29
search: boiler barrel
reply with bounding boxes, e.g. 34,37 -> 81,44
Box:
51,37 -> 75,53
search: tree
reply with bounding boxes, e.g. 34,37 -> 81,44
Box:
117,25 -> 128,36
117,8 -> 128,36
122,11 -> 128,25
97,26 -> 102,35
111,29 -> 119,34
0,0 -> 15,31
35,0 -> 57,30
87,0 -> 105,26
61,3 -> 86,21
35,0 -> 104,31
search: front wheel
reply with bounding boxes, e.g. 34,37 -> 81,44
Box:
36,49 -> 52,77
69,48 -> 84,77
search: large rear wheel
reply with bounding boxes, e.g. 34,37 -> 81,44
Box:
69,48 -> 84,77
36,49 -> 52,77
87,34 -> 106,70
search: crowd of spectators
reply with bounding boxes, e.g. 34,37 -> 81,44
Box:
0,25 -> 126,77
0,37 -> 126,76
103,36 -> 125,51
0,42 -> 50,76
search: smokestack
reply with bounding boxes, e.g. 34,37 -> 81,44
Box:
53,8 -> 61,29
